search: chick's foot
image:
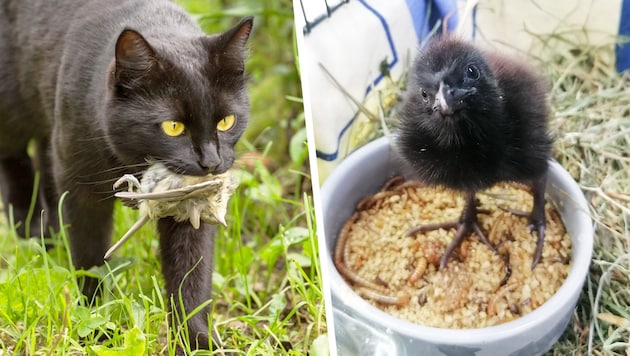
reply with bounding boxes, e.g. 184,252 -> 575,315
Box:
406,192 -> 497,269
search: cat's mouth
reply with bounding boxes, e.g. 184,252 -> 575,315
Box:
151,159 -> 225,177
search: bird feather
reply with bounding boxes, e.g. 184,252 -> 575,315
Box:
105,163 -> 238,259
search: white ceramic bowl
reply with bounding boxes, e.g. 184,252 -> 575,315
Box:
321,137 -> 593,356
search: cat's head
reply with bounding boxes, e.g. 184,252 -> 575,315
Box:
105,17 -> 253,176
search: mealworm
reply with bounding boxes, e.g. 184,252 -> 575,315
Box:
407,257 -> 427,284
487,283 -> 517,317
334,214 -> 389,292
356,287 -> 410,306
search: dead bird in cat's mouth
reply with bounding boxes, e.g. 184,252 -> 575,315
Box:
106,163 -> 238,259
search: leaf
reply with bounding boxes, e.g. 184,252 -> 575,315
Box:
72,305 -> 110,339
289,127 -> 308,165
282,227 -> 309,246
259,227 -> 310,269
309,333 -> 330,356
91,326 -> 146,356
212,271 -> 226,289
287,252 -> 311,269
76,313 -> 108,338
259,237 -> 284,268
268,293 -> 287,319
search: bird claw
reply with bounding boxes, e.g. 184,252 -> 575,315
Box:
499,204 -> 547,270
439,220 -> 495,269
407,219 -> 495,270
120,198 -> 141,209
529,218 -> 546,269
113,174 -> 142,192
407,193 -> 497,270
113,174 -> 143,209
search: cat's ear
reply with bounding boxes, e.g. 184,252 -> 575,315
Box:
220,16 -> 254,52
211,16 -> 253,73
114,29 -> 157,88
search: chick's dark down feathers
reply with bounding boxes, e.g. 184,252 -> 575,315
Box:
396,37 -> 552,192
395,36 -> 553,269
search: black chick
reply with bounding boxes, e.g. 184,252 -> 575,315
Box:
396,36 -> 552,270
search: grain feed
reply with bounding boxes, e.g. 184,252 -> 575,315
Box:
334,177 -> 571,329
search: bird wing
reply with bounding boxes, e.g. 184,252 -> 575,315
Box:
115,179 -> 223,201
104,214 -> 150,259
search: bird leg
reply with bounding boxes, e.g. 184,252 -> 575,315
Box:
498,174 -> 547,269
113,174 -> 142,192
529,175 -> 547,268
113,174 -> 143,209
406,192 -> 496,269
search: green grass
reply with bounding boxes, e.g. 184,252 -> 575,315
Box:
0,1 -> 326,355
0,159 -> 325,355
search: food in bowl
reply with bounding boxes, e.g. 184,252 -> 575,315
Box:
334,177 -> 571,329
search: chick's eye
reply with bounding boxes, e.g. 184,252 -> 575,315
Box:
421,89 -> 428,101
466,65 -> 480,80
161,120 -> 185,136
217,114 -> 236,132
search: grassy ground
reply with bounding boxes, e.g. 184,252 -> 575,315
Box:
537,32 -> 630,356
0,164 -> 323,355
0,0 -> 326,355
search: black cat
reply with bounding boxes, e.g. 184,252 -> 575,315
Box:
0,0 -> 252,351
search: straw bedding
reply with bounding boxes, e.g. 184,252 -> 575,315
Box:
334,177 -> 571,329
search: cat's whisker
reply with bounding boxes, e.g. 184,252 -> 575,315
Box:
149,158 -> 188,175
103,162 -> 151,172
76,135 -> 112,143
87,162 -> 150,176
96,193 -> 120,203
73,164 -> 150,189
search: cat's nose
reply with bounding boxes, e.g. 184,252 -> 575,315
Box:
195,144 -> 222,174
198,152 -> 222,175
198,159 -> 221,174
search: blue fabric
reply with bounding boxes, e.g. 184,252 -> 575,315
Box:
616,0 -> 630,72
404,0 -> 458,42
358,0 -> 399,91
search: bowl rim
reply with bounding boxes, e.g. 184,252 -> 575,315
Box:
322,137 -> 594,344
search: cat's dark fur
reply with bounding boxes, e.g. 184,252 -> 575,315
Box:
0,0 -> 252,350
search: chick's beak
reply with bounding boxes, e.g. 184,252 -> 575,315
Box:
433,81 -> 454,116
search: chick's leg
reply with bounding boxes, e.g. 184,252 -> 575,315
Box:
406,192 -> 495,269
528,174 -> 547,269
498,174 -> 547,269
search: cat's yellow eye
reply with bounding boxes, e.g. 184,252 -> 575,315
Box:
161,120 -> 185,136
217,114 -> 236,132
